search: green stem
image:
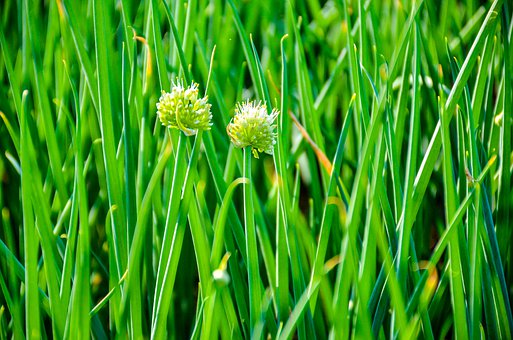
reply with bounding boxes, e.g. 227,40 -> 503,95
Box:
20,91 -> 41,340
152,131 -> 204,339
244,147 -> 261,333
151,132 -> 187,336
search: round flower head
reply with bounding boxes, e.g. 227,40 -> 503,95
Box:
227,100 -> 279,158
156,80 -> 212,136
212,268 -> 231,288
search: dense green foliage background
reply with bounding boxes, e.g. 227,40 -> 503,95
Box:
0,0 -> 512,338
